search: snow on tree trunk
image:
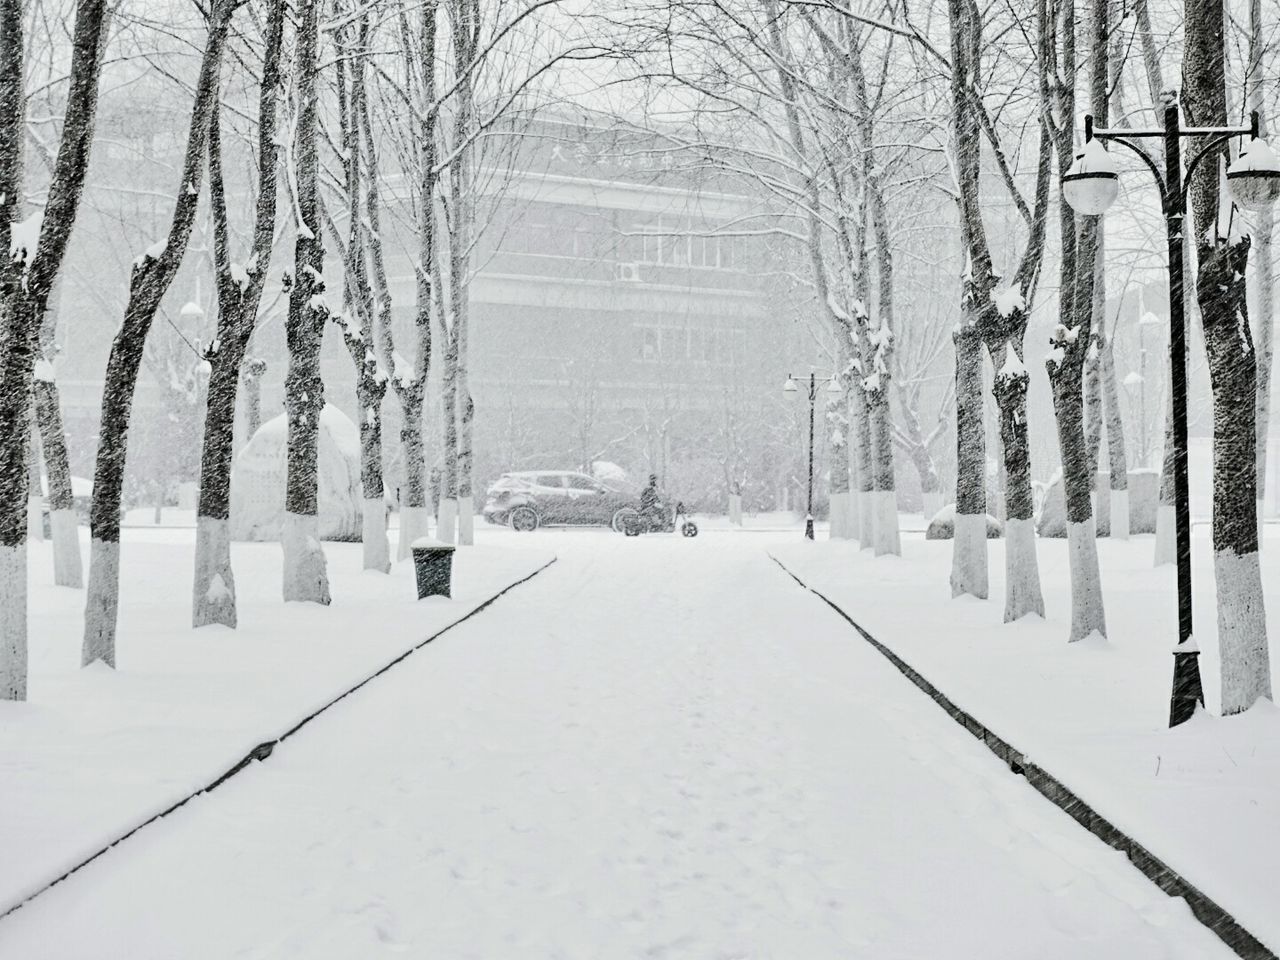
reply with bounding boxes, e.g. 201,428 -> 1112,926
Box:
1185,0 -> 1271,713
35,363 -> 82,586
193,2 -> 285,627
84,0 -> 227,667
281,0 -> 330,604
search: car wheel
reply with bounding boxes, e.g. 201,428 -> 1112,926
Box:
611,507 -> 639,533
510,505 -> 539,532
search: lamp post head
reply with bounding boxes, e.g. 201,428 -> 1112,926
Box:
783,375 -> 799,399
826,377 -> 843,395
1139,310 -> 1162,327
1227,137 -> 1280,211
1063,139 -> 1120,216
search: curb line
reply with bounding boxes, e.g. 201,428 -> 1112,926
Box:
770,554 -> 1276,960
0,556 -> 558,923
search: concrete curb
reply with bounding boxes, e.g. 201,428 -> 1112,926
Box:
0,556 -> 558,923
771,555 -> 1276,960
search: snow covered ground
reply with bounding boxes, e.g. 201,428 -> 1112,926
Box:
772,528 -> 1280,954
0,529 -> 554,916
0,527 -> 1242,958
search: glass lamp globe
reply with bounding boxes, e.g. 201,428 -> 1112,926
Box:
783,376 -> 799,398
826,377 -> 843,395
1062,139 -> 1119,216
1227,138 -> 1280,211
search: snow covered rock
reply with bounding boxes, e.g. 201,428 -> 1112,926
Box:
230,405 -> 363,542
925,503 -> 1002,540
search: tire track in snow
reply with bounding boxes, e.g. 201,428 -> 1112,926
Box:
0,556 -> 557,926
770,552 -> 1276,960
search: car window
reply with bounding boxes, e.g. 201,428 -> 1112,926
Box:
536,474 -> 565,489
565,475 -> 598,491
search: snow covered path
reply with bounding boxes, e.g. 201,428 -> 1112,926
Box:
1,533 -> 1235,958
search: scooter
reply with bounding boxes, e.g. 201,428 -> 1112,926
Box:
622,501 -> 698,537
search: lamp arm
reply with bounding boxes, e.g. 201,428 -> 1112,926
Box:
1181,132 -> 1240,206
1097,135 -> 1168,208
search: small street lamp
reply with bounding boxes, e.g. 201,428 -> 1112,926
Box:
784,371 -> 843,540
1063,97 -> 1280,727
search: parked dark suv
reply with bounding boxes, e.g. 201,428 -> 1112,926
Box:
482,471 -> 638,532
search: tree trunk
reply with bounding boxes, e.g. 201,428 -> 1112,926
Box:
952,318 -> 988,599
850,364 -> 871,543
1040,0 -> 1106,640
1,0 -> 107,696
281,0 -> 330,605
827,373 -> 851,540
193,2 -> 284,628
1099,331 -> 1130,538
241,359 -> 265,440
332,20 -> 389,573
35,373 -> 82,586
1185,0 -> 1271,713
379,5 -> 434,560
991,338 -> 1044,621
83,0 -> 224,667
1249,0 -> 1274,524
438,306 -> 460,544
1049,210 -> 1107,642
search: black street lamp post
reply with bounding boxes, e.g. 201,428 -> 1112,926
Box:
784,371 -> 843,540
1063,97 -> 1280,726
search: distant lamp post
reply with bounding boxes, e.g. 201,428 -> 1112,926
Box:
784,371 -> 843,540
1063,100 -> 1280,727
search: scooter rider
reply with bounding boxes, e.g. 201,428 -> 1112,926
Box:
639,474 -> 662,525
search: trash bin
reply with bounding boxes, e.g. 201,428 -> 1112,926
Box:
410,538 -> 456,599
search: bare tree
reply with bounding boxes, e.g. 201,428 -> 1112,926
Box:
372,0 -> 437,559
330,12 -> 390,572
1043,0 -> 1106,641
950,0 -> 1051,621
281,0 -> 332,604
193,0 -> 286,627
82,0 -> 234,665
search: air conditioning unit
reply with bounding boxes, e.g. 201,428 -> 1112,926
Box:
616,261 -> 642,283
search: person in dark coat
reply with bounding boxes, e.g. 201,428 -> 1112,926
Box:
639,473 -> 661,523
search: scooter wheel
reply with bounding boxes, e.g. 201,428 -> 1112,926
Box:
681,522 -> 698,538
